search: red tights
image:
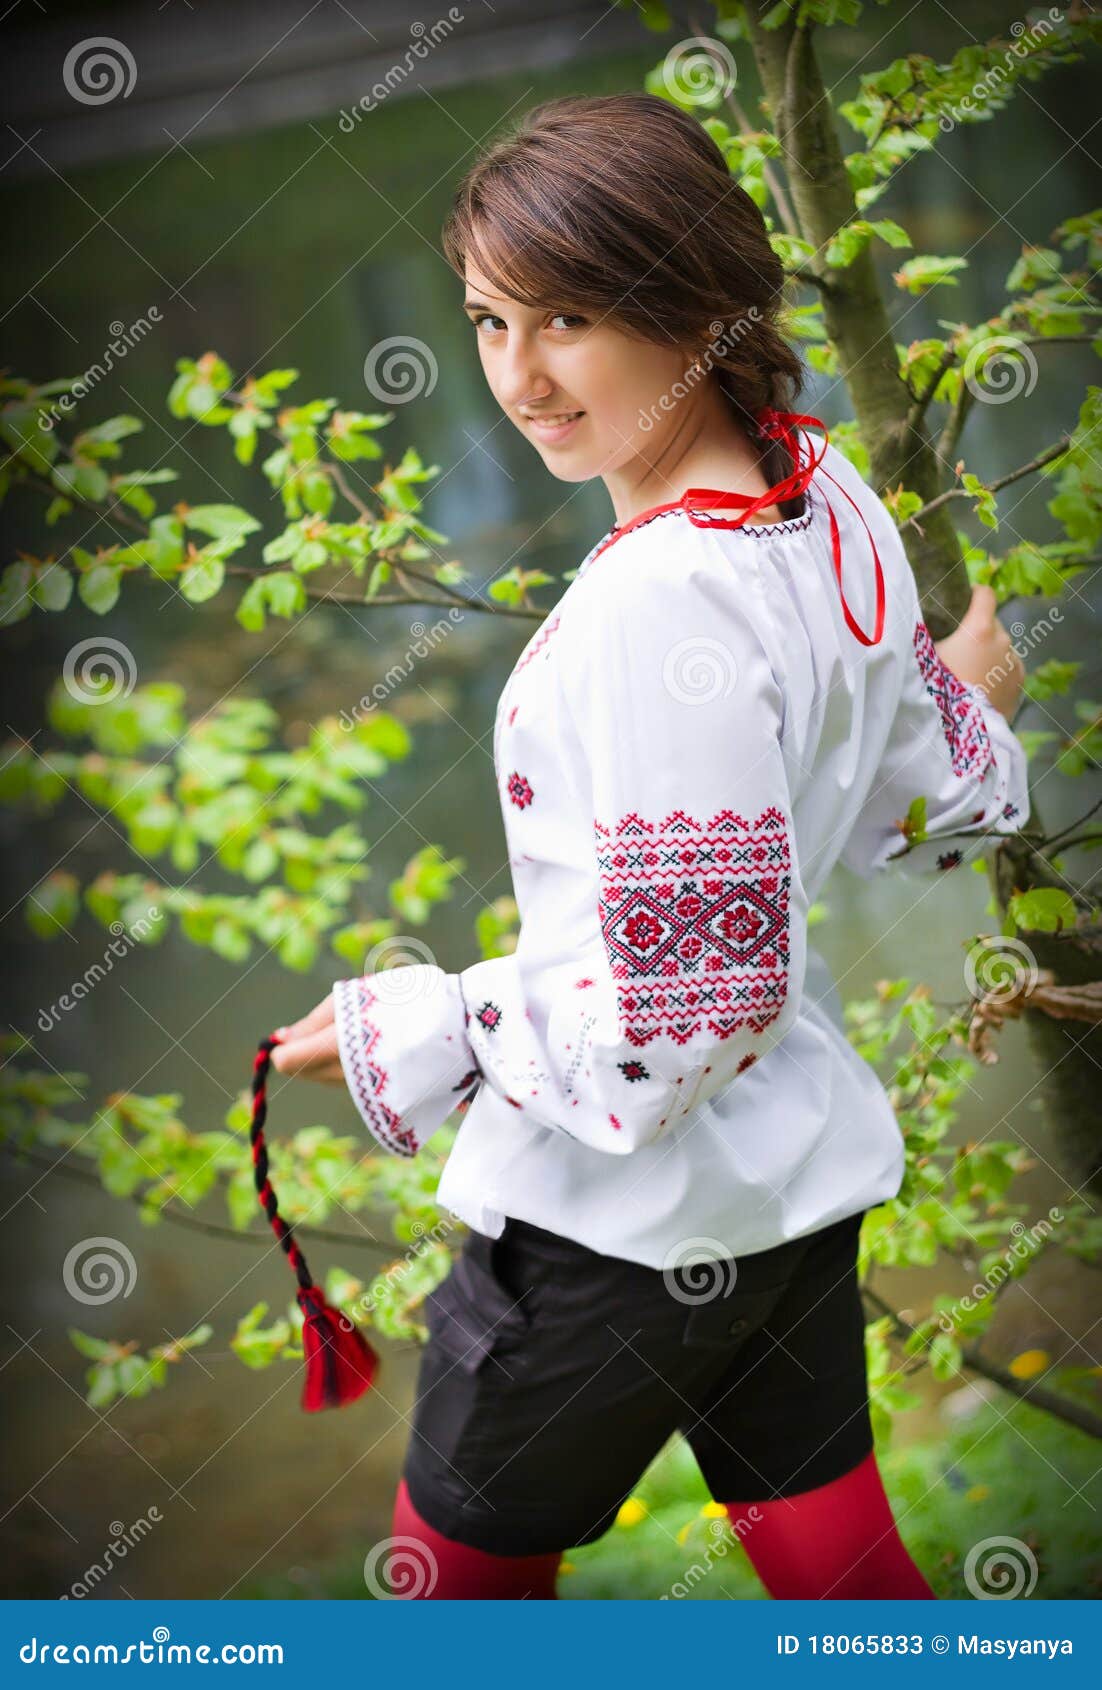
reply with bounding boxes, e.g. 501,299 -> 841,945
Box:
724,1449 -> 936,1599
389,1450 -> 934,1600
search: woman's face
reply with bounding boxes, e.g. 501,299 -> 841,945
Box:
463,259 -> 699,485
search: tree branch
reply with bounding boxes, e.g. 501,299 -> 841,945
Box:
2,1143 -> 401,1258
905,436 -> 1072,528
860,1282 -> 1102,1441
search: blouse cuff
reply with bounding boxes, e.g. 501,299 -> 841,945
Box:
885,690 -> 1030,875
332,965 -> 480,1157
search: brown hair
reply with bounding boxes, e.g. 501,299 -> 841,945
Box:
441,91 -> 806,493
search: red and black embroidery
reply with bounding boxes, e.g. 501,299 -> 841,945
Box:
913,618 -> 996,783
507,771 -> 534,809
595,808 -> 791,1047
475,1001 -> 503,1034
936,850 -> 964,871
619,1058 -> 651,1083
333,980 -> 420,1157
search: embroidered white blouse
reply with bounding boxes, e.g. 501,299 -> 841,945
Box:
332,419 -> 1030,1269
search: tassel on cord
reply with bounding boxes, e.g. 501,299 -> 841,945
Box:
251,1033 -> 378,1411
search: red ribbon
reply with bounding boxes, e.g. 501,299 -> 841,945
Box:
594,407 -> 886,648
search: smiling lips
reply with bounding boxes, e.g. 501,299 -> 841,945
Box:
525,410 -> 585,440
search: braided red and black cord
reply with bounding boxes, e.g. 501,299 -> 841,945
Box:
250,1033 -> 314,1292
248,1032 -> 378,1409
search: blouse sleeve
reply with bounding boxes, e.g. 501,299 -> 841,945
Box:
332,540 -> 806,1157
841,578 -> 1030,878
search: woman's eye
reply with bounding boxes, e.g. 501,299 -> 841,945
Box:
472,312 -> 585,335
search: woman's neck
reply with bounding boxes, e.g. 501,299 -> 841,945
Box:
603,386 -> 787,528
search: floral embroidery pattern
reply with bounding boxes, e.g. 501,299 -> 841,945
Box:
507,771 -> 534,809
595,808 -> 791,1046
475,1001 -> 503,1035
913,618 -> 996,782
619,1059 -> 651,1083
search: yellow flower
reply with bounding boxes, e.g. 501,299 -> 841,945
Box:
965,1484 -> 990,1503
616,1497 -> 648,1528
558,1560 -> 576,1575
701,1501 -> 728,1518
1008,1349 -> 1050,1380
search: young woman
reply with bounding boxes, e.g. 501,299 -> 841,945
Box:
272,93 -> 1028,1600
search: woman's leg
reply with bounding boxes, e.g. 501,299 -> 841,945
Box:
387,1476 -> 562,1599
723,1448 -> 935,1599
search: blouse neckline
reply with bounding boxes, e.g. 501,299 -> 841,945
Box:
577,409 -> 887,647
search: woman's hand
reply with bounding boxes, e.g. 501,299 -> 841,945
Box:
934,583 -> 1025,720
269,993 -> 346,1085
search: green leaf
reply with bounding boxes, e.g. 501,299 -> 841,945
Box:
179,553 -> 226,604
26,871 -> 80,938
148,515 -> 185,576
184,504 -> 261,542
68,1327 -> 115,1360
31,562 -> 74,612
77,563 -> 122,615
0,560 -> 34,624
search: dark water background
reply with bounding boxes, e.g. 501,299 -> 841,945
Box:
0,6 -> 1098,1597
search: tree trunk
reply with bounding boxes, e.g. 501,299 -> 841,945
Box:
744,0 -> 1102,1197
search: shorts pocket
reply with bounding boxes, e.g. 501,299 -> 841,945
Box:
410,1235 -> 535,1480
423,1230 -> 534,1375
680,1283 -> 789,1352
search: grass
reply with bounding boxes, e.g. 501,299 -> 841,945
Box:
241,1393 -> 1102,1600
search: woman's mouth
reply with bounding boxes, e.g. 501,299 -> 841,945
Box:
525,410 -> 585,443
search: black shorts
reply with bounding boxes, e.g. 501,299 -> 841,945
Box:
400,1208 -> 874,1556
